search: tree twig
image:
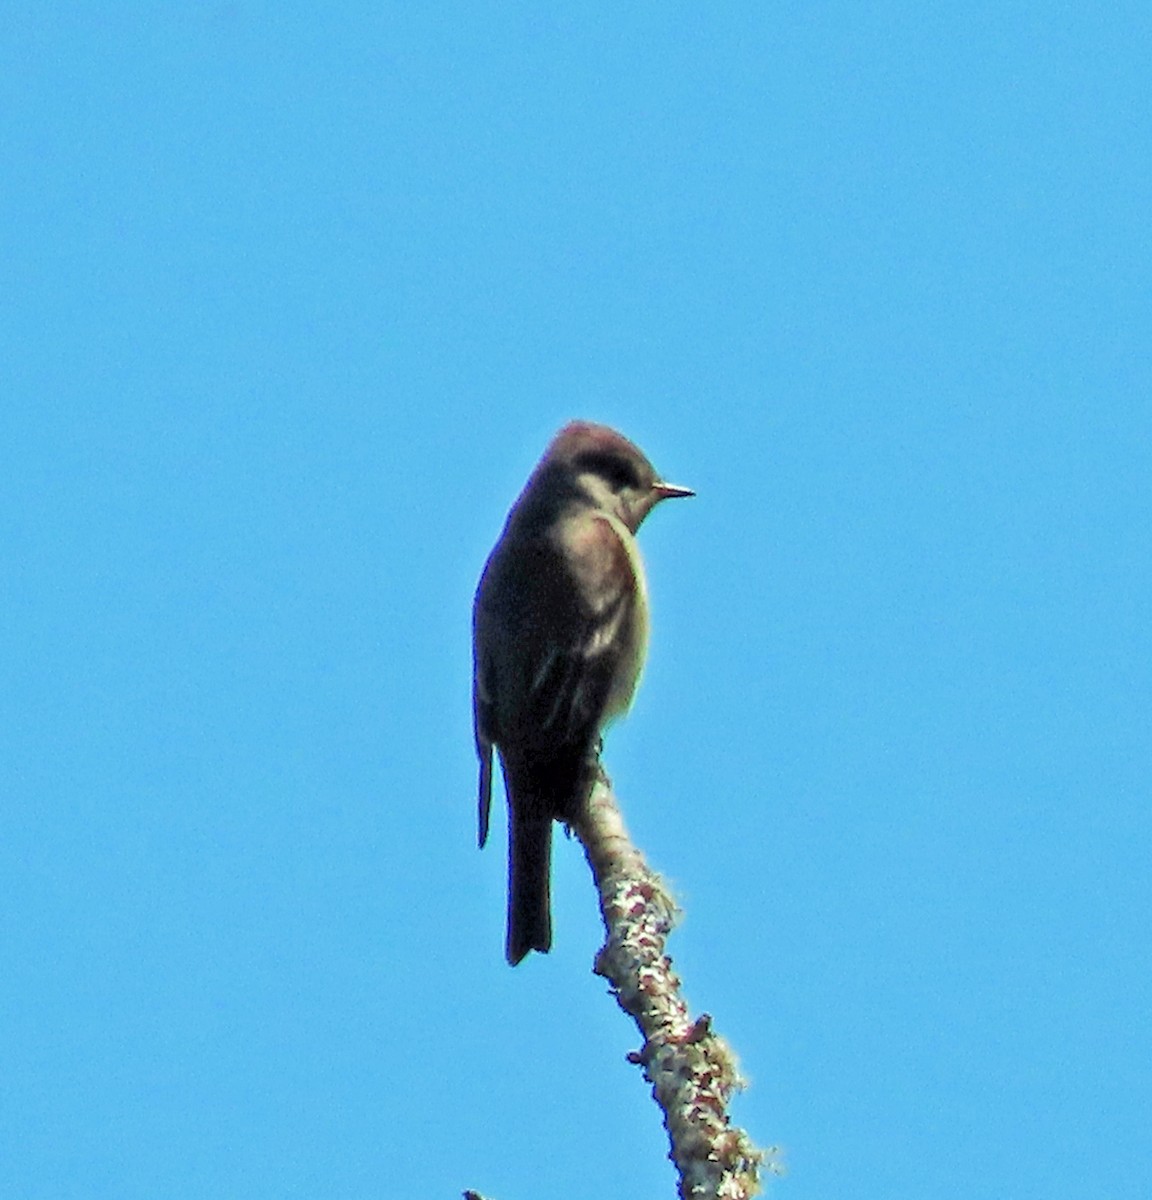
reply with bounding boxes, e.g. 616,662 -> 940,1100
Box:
571,772 -> 776,1200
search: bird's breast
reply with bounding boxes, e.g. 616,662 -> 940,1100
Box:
594,511 -> 650,723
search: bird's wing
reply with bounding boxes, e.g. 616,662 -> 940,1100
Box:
501,512 -> 639,752
473,609 -> 496,848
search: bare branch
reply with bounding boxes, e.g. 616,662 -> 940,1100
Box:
571,773 -> 778,1200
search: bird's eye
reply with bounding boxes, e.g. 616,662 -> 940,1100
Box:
576,450 -> 640,491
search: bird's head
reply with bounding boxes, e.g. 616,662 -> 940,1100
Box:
544,421 -> 694,532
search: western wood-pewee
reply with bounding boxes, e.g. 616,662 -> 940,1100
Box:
473,421 -> 692,964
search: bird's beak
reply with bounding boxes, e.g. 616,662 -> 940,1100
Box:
653,481 -> 695,500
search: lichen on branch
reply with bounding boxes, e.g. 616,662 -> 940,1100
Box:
571,774 -> 777,1200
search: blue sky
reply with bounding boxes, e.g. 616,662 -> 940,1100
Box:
1,5 -> 1148,1198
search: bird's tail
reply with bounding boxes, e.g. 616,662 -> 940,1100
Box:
507,805 -> 552,966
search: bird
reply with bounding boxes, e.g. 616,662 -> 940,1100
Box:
473,421 -> 693,965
